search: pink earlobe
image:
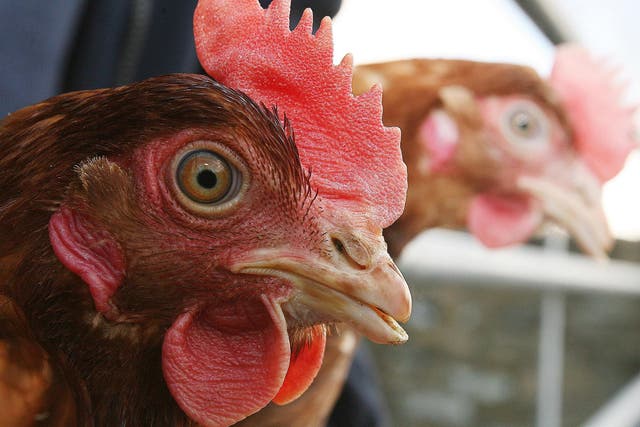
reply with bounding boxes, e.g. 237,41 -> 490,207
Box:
48,206 -> 125,314
418,109 -> 459,173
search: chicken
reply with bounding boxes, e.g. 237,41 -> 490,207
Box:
353,46 -> 637,258
0,0 -> 410,426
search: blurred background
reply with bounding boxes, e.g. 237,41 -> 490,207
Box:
331,1 -> 640,426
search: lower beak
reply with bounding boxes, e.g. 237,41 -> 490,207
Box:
517,171 -> 613,259
231,241 -> 411,345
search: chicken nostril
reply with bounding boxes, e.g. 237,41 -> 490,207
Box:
330,235 -> 369,270
332,237 -> 345,254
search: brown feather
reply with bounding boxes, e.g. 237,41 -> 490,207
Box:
0,295 -> 81,426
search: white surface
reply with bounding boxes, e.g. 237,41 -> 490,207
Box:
398,229 -> 640,295
332,0 -> 553,71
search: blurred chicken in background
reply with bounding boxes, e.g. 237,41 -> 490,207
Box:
353,45 -> 637,258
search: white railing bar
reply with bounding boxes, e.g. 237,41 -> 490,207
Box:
397,229 -> 640,296
536,291 -> 566,427
536,232 -> 569,427
582,373 -> 640,427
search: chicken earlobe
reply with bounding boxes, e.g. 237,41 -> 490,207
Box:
48,158 -> 130,317
49,207 -> 124,315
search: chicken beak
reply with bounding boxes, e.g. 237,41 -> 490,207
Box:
517,164 -> 613,259
231,232 -> 412,344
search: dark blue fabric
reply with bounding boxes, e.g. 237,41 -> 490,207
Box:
328,343 -> 392,427
64,0 -> 200,92
260,0 -> 342,30
62,0 -> 133,91
0,0 -> 85,115
133,1 -> 200,82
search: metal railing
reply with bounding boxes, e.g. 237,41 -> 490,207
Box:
397,229 -> 640,427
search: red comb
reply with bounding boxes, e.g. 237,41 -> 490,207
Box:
549,44 -> 637,181
194,0 -> 406,227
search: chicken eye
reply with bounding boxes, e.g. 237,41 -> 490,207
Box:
500,100 -> 549,151
509,110 -> 540,138
169,141 -> 249,217
176,150 -> 239,205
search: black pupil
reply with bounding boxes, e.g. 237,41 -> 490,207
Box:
197,169 -> 218,189
517,115 -> 529,130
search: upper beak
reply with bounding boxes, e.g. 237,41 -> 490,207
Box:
517,162 -> 613,259
231,232 -> 412,344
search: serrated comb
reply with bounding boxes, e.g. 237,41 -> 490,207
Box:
194,0 -> 406,227
549,44 -> 637,181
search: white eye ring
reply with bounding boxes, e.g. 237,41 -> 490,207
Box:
500,100 -> 550,150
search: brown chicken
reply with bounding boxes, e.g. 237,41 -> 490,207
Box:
0,1 -> 410,426
354,46 -> 636,258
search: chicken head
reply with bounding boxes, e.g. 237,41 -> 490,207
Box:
354,47 -> 636,258
0,1 -> 409,426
